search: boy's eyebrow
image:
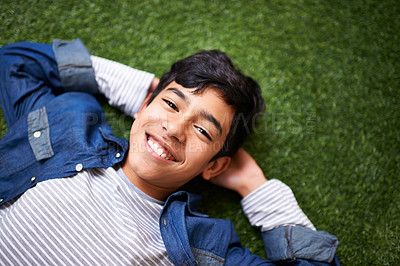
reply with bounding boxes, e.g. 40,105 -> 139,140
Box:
199,110 -> 222,136
167,87 -> 223,136
167,87 -> 189,104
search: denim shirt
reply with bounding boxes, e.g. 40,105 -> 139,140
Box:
0,40 -> 339,265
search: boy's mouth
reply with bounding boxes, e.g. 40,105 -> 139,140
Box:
146,134 -> 177,161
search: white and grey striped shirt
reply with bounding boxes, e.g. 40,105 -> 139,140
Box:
0,166 -> 172,265
91,55 -> 155,117
0,169 -> 314,265
242,179 -> 315,232
0,56 -> 315,265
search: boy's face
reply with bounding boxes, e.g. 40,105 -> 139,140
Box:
122,81 -> 234,198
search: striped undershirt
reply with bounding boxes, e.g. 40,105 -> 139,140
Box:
0,166 -> 173,265
0,169 -> 314,265
90,55 -> 155,117
241,179 -> 315,232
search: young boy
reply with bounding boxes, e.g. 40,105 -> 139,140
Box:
0,39 -> 339,265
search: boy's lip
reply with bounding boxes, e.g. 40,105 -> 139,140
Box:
145,132 -> 179,162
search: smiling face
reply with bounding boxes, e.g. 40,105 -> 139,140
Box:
122,81 -> 234,200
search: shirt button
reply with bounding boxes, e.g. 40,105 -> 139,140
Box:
0,198 -> 3,203
31,176 -> 36,183
75,163 -> 83,172
33,131 -> 41,138
115,152 -> 121,158
163,217 -> 167,226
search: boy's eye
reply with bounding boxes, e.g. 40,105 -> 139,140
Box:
163,99 -> 178,112
195,126 -> 212,141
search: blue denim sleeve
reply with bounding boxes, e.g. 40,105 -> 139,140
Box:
0,39 -> 98,127
224,224 -> 340,265
0,41 -> 60,127
52,39 -> 99,95
262,226 -> 339,264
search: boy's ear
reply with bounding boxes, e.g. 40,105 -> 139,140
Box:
202,156 -> 231,180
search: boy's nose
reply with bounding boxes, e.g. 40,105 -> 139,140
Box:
162,116 -> 186,143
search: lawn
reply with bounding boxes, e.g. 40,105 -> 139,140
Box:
1,0 -> 399,264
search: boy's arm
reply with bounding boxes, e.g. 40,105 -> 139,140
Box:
210,149 -> 339,263
90,55 -> 158,117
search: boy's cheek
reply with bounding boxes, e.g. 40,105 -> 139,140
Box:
186,142 -> 224,155
185,142 -> 221,164
186,142 -> 205,153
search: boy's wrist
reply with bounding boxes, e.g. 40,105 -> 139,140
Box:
238,176 -> 267,198
149,77 -> 160,94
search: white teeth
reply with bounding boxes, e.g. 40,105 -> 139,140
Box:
147,136 -> 172,160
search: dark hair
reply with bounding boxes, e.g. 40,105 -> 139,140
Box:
148,50 -> 265,160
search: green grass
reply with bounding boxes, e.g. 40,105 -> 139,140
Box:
1,0 -> 399,264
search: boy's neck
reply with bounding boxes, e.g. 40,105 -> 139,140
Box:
121,159 -> 173,201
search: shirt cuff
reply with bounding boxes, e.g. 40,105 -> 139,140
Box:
262,226 -> 339,263
52,39 -> 99,95
241,179 -> 315,232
